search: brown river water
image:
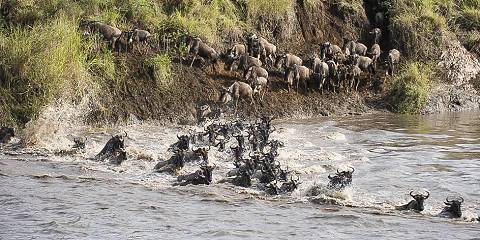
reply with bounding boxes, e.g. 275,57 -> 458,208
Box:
1,112 -> 479,239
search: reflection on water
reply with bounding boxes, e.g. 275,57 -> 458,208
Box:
1,112 -> 479,239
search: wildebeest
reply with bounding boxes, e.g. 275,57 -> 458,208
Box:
347,65 -> 362,91
228,43 -> 247,58
219,81 -> 256,114
82,21 -> 122,49
344,40 -> 368,56
353,54 -> 375,75
114,31 -> 133,53
327,167 -> 354,190
0,127 -> 14,144
252,76 -> 269,100
320,42 -> 342,60
96,132 -> 128,165
72,137 -> 87,149
275,53 -> 303,72
440,196 -> 464,218
396,191 -> 430,212
369,43 -> 381,68
387,49 -> 401,76
225,54 -> 263,78
154,150 -> 186,174
129,28 -> 152,43
312,58 -> 329,92
188,37 -> 219,71
245,66 -> 268,81
259,37 -> 277,66
175,164 -> 215,186
246,33 -> 261,58
169,134 -> 191,152
370,28 -> 382,44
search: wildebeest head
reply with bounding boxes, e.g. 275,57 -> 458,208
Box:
200,164 -> 215,184
409,190 -> 430,211
219,86 -> 233,104
443,196 -> 464,218
176,134 -> 190,150
98,132 -> 127,157
275,54 -> 287,69
72,137 -> 87,149
0,127 -> 15,144
193,147 -> 210,163
328,167 -> 354,189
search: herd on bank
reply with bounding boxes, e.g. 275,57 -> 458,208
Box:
0,119 -> 478,222
80,20 -> 400,113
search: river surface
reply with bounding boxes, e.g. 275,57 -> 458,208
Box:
1,112 -> 479,239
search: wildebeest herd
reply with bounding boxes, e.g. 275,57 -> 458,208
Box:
0,118 -> 477,222
76,20 -> 400,114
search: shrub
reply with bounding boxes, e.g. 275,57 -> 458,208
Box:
145,54 -> 172,89
390,0 -> 448,60
329,0 -> 364,17
388,61 -> 433,114
0,15 -> 90,124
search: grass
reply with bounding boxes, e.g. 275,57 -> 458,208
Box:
145,54 -> 172,90
388,61 -> 433,114
390,0 -> 449,59
330,0 -> 364,18
0,15 -> 91,125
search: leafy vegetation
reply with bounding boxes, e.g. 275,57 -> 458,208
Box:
388,62 -> 433,114
146,54 -> 172,89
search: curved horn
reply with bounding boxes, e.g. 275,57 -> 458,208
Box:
328,174 -> 333,179
350,166 -> 355,173
249,152 -> 255,158
124,131 -> 128,137
177,134 -> 181,140
410,191 -> 415,198
459,196 -> 464,203
424,191 -> 430,199
446,197 -> 453,203
337,169 -> 340,174
444,201 -> 451,205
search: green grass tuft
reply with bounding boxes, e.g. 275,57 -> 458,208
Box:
388,61 -> 433,114
145,54 -> 172,89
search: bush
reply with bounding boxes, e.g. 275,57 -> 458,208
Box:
145,54 -> 172,89
388,62 -> 433,114
329,0 -> 364,17
390,0 -> 448,60
458,7 -> 480,30
0,15 -> 90,124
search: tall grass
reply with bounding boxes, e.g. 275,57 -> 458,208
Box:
145,54 -> 172,90
388,62 -> 433,114
0,15 -> 90,124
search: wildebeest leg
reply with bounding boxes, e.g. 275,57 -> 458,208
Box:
355,77 -> 360,91
190,55 -> 196,67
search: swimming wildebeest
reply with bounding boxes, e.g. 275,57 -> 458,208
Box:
154,150 -> 186,174
396,190 -> 430,212
0,127 -> 14,144
169,134 -> 191,152
327,167 -> 354,190
440,196 -> 464,218
175,164 -> 215,186
96,132 -> 128,164
219,81 -> 256,114
72,137 -> 87,150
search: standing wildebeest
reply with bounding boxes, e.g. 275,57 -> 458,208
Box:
259,37 -> 277,67
353,54 -> 375,75
370,28 -> 382,44
228,43 -> 247,58
312,58 -> 329,92
275,53 -> 303,72
387,49 -> 401,76
252,77 -> 269,100
245,66 -> 269,82
83,21 -> 122,49
285,64 -> 313,93
396,191 -> 430,212
247,33 -> 261,58
344,40 -> 368,56
320,42 -> 342,60
225,54 -> 263,78
347,64 -> 362,91
219,81 -> 256,114
369,43 -> 381,69
0,127 -> 14,144
188,37 -> 219,71
440,196 -> 464,218
129,28 -> 152,44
